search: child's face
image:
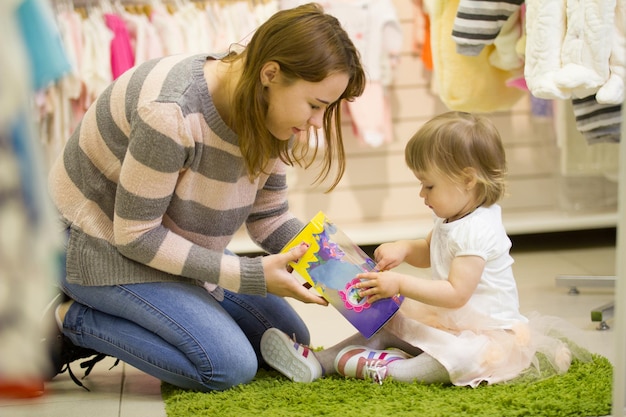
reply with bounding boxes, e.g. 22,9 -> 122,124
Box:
414,170 -> 478,222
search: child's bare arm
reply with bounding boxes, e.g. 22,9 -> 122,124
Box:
357,254 -> 484,308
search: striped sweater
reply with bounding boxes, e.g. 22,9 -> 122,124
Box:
48,53 -> 304,295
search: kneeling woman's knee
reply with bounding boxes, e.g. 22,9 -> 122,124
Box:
199,351 -> 258,392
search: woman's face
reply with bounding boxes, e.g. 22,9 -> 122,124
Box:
261,62 -> 349,140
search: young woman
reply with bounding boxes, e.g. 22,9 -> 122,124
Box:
46,3 -> 365,392
261,111 -> 585,386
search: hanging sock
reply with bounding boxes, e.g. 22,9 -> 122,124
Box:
572,95 -> 622,145
451,0 -> 524,56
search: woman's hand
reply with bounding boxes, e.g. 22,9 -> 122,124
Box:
355,271 -> 403,303
263,243 -> 328,306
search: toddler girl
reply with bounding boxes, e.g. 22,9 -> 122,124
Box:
261,111 -> 586,386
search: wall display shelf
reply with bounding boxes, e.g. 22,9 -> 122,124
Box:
228,209 -> 618,254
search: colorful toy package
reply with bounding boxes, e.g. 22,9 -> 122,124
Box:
281,211 -> 404,338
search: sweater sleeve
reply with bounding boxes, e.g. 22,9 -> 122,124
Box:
245,160 -> 305,255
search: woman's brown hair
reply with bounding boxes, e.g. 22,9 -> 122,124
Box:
224,3 -> 366,191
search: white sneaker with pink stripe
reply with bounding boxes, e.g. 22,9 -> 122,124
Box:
334,345 -> 412,384
260,328 -> 323,383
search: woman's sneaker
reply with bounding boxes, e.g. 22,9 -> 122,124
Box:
334,345 -> 412,384
260,328 -> 323,383
42,292 -> 116,390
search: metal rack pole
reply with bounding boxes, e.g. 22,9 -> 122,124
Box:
612,87 -> 626,417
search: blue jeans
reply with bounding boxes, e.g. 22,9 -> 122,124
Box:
60,274 -> 310,391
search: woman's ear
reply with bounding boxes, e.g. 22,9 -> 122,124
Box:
260,61 -> 280,86
462,167 -> 478,190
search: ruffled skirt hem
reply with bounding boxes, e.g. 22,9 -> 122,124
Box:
386,303 -> 591,387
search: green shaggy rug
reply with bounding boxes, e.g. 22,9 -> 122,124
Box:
162,354 -> 612,417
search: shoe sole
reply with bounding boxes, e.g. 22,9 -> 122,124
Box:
260,329 -> 319,383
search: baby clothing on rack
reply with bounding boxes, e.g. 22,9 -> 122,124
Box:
150,2 -> 186,55
451,0 -> 524,57
426,0 -> 524,112
596,0 -> 626,105
81,10 -> 114,103
40,0 -> 281,167
524,0 -> 624,146
104,13 -> 135,79
281,0 -> 403,147
17,0 -> 72,91
572,95 -> 622,144
525,0 -> 625,104
120,10 -> 164,66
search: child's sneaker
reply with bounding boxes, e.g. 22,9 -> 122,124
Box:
260,328 -> 323,383
334,345 -> 412,384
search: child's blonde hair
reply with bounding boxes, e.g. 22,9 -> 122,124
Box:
405,111 -> 507,206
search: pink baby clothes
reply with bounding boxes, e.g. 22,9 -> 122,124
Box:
104,13 -> 135,80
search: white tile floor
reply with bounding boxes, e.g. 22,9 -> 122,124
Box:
0,228 -> 618,417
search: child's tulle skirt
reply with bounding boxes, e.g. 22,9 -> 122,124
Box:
385,300 -> 592,387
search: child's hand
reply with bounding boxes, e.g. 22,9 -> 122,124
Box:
373,242 -> 408,271
356,271 -> 402,303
